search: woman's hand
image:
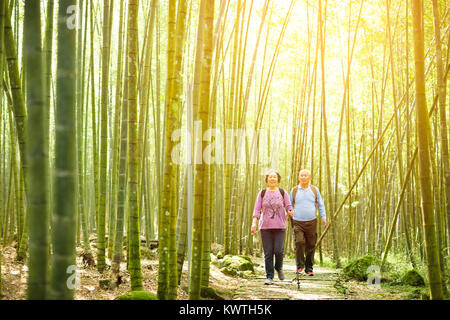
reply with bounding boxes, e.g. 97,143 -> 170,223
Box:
251,217 -> 259,235
251,222 -> 257,235
288,210 -> 294,218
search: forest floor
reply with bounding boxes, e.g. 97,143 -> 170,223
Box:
0,243 -> 420,300
230,256 -> 411,300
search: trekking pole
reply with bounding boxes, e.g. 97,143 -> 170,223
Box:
291,264 -> 302,290
290,216 -> 301,290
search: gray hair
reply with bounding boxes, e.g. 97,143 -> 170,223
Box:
298,169 -> 311,177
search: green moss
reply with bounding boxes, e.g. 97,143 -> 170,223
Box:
220,266 -> 237,276
140,247 -> 156,259
237,255 -> 252,263
114,290 -> 158,300
315,255 -> 351,269
342,255 -> 382,281
405,288 -> 429,300
211,243 -> 224,255
99,279 -> 111,289
201,287 -> 225,300
401,270 -> 425,287
334,278 -> 350,295
383,270 -> 402,285
238,270 -> 257,279
181,286 -> 228,300
220,255 -> 254,274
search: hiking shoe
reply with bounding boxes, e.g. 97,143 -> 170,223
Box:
306,271 -> 314,276
264,278 -> 273,285
277,270 -> 285,281
296,268 -> 303,274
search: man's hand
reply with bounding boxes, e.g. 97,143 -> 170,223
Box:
322,218 -> 327,228
288,210 -> 294,218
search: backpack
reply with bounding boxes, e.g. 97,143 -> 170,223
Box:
260,188 -> 285,200
292,185 -> 318,208
259,188 -> 286,220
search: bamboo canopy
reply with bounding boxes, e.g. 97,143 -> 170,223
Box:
0,0 -> 448,301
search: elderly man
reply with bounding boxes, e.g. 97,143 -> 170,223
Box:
289,169 -> 326,276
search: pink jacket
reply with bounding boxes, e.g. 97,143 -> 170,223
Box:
253,189 -> 293,230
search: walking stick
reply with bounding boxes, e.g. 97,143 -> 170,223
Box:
290,217 -> 302,290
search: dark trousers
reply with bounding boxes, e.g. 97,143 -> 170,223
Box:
260,229 -> 286,279
292,219 -> 317,272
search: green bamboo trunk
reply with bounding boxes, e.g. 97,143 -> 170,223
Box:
97,0 -> 113,273
187,0 -> 206,300
0,0 -> 5,298
432,0 -> 450,287
112,55 -> 129,276
411,0 -> 444,300
5,113 -> 17,247
23,0 -> 49,300
152,0 -> 163,253
189,0 -> 214,300
318,0 -> 339,266
136,2 -> 156,240
166,0 -> 188,300
157,0 -> 183,300
156,0 -> 175,299
126,0 -> 143,291
49,0 -> 78,300
4,5 -> 27,260
44,0 -> 54,117
176,172 -> 188,284
223,1 -> 242,255
108,0 -> 125,261
105,0 -> 116,261
16,171 -> 27,261
3,1 -> 27,184
89,1 -> 99,239
44,0 -> 55,261
75,0 -> 92,257
140,0 -> 158,250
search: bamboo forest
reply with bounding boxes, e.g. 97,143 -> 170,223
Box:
0,0 -> 448,303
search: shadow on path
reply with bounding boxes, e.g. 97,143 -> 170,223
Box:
232,257 -> 343,300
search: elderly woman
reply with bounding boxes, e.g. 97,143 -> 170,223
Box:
251,169 -> 294,285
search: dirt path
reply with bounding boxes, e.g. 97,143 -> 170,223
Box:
229,257 -> 343,300
0,245 -> 414,300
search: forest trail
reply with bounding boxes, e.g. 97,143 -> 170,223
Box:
2,0 -> 448,302
0,245 -> 422,300
229,257 -> 342,300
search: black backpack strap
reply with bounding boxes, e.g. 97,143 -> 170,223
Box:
261,188 -> 285,199
261,188 -> 285,201
258,189 -> 266,216
310,185 -> 318,208
260,189 -> 266,200
292,186 -> 298,206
